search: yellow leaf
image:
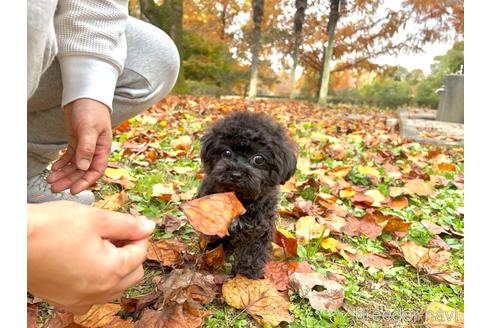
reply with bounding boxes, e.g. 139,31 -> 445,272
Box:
94,191 -> 127,211
104,167 -> 131,180
424,302 -> 464,327
358,166 -> 380,179
339,188 -> 355,199
222,275 -> 293,326
276,227 -> 295,239
295,216 -> 328,245
364,189 -> 386,207
321,237 -> 338,252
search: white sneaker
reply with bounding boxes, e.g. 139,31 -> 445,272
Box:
27,170 -> 95,205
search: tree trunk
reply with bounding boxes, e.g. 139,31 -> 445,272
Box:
290,0 -> 307,100
140,0 -> 186,92
247,0 -> 265,100
220,0 -> 229,40
318,0 -> 341,105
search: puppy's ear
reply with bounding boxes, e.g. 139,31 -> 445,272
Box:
200,131 -> 216,172
278,140 -> 298,184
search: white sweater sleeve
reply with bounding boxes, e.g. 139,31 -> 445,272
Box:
54,0 -> 129,110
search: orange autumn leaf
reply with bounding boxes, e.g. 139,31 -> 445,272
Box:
201,245 -> 225,270
404,179 -> 433,196
94,191 -> 128,211
180,192 -> 246,237
388,196 -> 409,210
73,304 -> 134,327
146,239 -> 188,266
264,261 -> 314,291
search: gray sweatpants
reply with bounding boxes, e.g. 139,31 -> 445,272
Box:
27,1 -> 180,177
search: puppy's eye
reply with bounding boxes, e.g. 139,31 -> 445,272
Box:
251,155 -> 265,165
222,150 -> 232,158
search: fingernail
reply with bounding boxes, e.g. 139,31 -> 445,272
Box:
78,159 -> 90,170
141,217 -> 156,231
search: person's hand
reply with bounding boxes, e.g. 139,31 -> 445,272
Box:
47,98 -> 112,194
27,201 -> 155,314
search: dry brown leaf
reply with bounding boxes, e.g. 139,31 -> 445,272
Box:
94,191 -> 127,211
405,179 -> 433,196
421,220 -> 450,235
222,275 -> 293,326
180,192 -> 246,237
400,240 -> 450,274
201,245 -> 225,270
136,303 -> 208,328
360,213 -> 385,239
356,253 -> 394,270
146,239 -> 188,266
121,291 -> 161,314
264,261 -> 314,291
44,310 -> 76,328
373,211 -> 412,234
274,229 -> 298,258
27,304 -> 37,328
292,199 -> 323,217
289,272 -> 344,311
388,196 -> 409,209
318,213 -> 346,234
424,302 -> 464,328
73,304 -> 134,327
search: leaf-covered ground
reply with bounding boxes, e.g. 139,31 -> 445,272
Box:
36,95 -> 464,328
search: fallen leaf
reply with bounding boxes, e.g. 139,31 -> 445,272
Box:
436,162 -> 457,172
373,211 -> 411,234
136,303 -> 208,328
295,216 -> 328,245
364,189 -> 386,207
351,192 -> 373,206
264,261 -> 314,291
389,186 -> 408,198
94,191 -> 127,211
289,272 -> 344,311
201,245 -> 225,270
400,240 -> 450,274
405,179 -> 433,196
222,275 -> 293,326
358,166 -> 380,179
180,192 -> 246,237
339,188 -> 356,199
73,304 -> 133,327
151,183 -> 175,201
44,310 -> 75,328
292,199 -> 323,217
121,291 -> 161,314
275,229 -> 298,258
333,165 -> 353,178
297,157 -> 311,175
356,253 -> 394,270
158,214 -> 187,233
27,304 -> 37,328
170,136 -> 192,151
105,167 -> 131,180
424,302 -> 464,327
320,237 -> 338,252
421,220 -> 449,235
360,213 -> 384,239
388,196 -> 409,210
318,214 -> 346,234
146,239 -> 188,266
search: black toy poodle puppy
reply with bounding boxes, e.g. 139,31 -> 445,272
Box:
197,111 -> 297,279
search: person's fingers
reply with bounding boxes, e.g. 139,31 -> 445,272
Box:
112,265 -> 145,294
51,145 -> 75,172
104,239 -> 148,278
70,170 -> 102,195
49,170 -> 86,193
97,212 -> 155,241
75,127 -> 99,171
47,163 -> 78,184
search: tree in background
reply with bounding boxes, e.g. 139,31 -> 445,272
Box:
318,0 -> 342,104
247,0 -> 265,99
290,0 -> 307,99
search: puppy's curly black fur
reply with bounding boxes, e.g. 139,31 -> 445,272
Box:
197,111 -> 297,279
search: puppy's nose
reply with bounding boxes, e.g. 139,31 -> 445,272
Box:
231,172 -> 242,181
